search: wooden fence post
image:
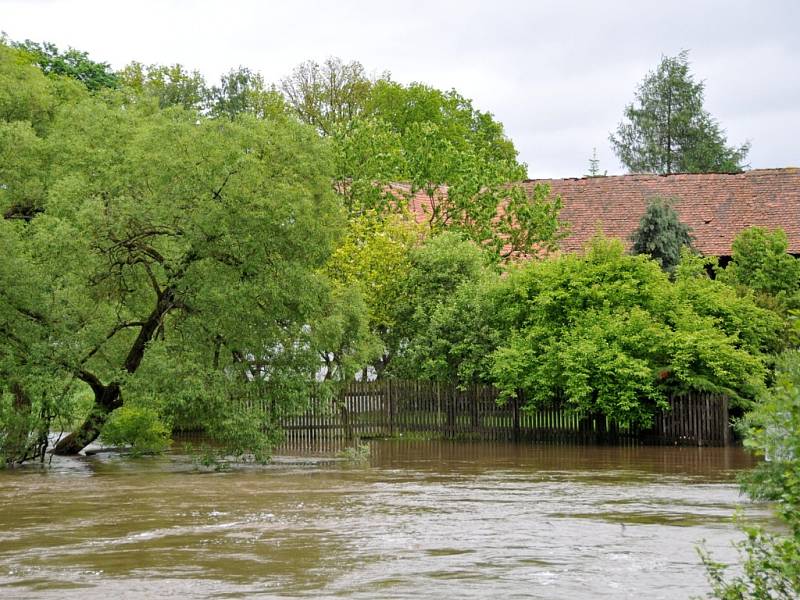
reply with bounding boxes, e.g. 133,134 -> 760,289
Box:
471,385 -> 479,432
445,383 -> 455,435
380,379 -> 394,437
722,396 -> 730,446
436,381 -> 441,430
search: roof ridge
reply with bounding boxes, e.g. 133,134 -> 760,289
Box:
523,166 -> 800,183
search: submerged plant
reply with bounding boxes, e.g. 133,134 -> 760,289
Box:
100,405 -> 171,456
337,442 -> 371,462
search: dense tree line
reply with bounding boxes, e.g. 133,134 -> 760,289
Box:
0,39 -> 561,463
1,39 -> 797,470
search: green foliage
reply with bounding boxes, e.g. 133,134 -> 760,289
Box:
366,80 -> 518,164
741,352 -> 800,492
0,41 -> 87,136
0,40 -> 358,460
400,273 -> 503,385
718,227 -> 800,348
610,50 -> 749,174
387,233 -> 495,379
403,233 -> 491,319
281,57 -> 374,135
283,59 -> 564,260
630,197 -> 694,273
359,81 -> 563,260
118,62 -> 287,120
585,147 -> 606,177
389,234 -> 501,383
0,395 -> 37,465
100,405 -> 171,455
11,39 -> 118,91
312,281 -> 383,384
118,62 -> 208,111
720,227 -> 800,300
699,351 -> 800,599
488,237 -> 769,425
208,67 -> 287,120
322,213 -> 419,374
324,213 -> 419,334
675,251 -> 787,357
386,235 -> 782,422
1,163 -> 85,464
330,117 -> 407,215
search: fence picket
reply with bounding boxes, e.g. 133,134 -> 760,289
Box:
253,381 -> 732,451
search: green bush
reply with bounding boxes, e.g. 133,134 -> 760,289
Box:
489,237 -> 772,426
100,406 -> 171,456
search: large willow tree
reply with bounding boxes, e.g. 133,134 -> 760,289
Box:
0,43 -> 350,462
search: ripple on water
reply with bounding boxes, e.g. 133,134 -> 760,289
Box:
0,441 -> 767,600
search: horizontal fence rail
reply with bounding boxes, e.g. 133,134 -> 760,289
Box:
268,381 -> 731,450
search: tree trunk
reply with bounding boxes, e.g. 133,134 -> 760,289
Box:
4,381 -> 33,463
53,288 -> 174,455
52,383 -> 121,455
373,353 -> 391,379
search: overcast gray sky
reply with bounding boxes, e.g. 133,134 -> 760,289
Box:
3,0 -> 798,178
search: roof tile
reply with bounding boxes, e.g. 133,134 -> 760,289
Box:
525,168 -> 800,256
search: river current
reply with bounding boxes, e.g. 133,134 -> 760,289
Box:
0,440 -> 767,599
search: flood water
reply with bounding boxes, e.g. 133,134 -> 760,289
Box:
0,440 -> 768,599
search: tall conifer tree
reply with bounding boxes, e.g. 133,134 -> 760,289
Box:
610,51 -> 749,174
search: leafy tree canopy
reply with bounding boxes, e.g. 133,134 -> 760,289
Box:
11,38 -> 118,91
610,50 -> 749,174
118,63 -> 288,120
0,41 -> 88,136
366,230 -> 787,419
322,212 -> 421,376
118,62 -> 209,111
208,67 -> 287,120
488,237 -> 773,425
674,251 -> 787,357
391,269 -> 501,385
0,41 -> 353,462
387,233 -> 497,381
282,58 -> 564,260
720,227 -> 800,299
389,237 -> 783,425
281,57 -> 374,136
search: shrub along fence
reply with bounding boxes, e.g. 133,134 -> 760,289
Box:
276,380 -> 731,448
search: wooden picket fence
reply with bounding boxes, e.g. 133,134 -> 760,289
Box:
274,380 -> 731,448
644,393 -> 731,446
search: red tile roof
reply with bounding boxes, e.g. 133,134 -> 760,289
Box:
524,168 -> 800,256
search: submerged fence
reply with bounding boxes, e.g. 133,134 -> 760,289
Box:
277,380 -> 731,448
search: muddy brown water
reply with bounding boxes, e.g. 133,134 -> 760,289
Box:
0,440 -> 768,599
